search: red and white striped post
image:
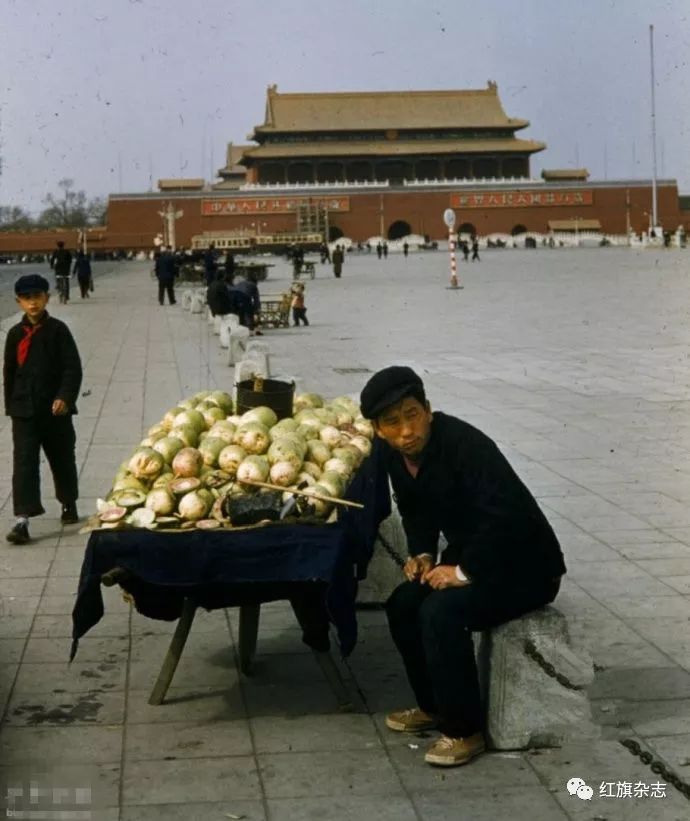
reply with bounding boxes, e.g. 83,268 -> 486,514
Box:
443,208 -> 463,289
449,229 -> 458,288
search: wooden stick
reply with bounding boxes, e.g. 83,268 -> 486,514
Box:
238,478 -> 364,509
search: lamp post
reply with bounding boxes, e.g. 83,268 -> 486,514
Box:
443,208 -> 462,289
157,202 -> 183,249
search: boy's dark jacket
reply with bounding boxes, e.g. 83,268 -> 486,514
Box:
3,313 -> 83,417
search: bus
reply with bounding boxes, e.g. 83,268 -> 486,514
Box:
191,231 -> 323,255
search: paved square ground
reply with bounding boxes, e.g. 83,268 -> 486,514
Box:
1,247 -> 689,819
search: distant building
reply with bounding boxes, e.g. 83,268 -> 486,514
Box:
541,169 -> 590,182
1,84 -> 688,254
240,82 -> 545,185
213,144 -> 251,190
157,178 -> 206,192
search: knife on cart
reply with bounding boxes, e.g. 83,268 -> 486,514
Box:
238,478 -> 364,509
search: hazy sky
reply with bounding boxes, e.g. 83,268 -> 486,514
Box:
2,0 -> 688,214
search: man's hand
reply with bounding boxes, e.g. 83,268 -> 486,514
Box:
52,399 -> 68,416
403,554 -> 434,582
423,565 -> 471,590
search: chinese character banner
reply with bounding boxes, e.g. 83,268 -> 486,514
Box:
449,191 -> 594,208
201,197 -> 350,216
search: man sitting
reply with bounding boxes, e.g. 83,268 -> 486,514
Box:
359,366 -> 566,767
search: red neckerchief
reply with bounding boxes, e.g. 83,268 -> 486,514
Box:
17,318 -> 43,366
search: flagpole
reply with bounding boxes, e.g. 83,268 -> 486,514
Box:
649,24 -> 658,230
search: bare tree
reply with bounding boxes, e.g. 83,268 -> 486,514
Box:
86,196 -> 107,226
0,205 -> 33,230
39,178 -> 89,227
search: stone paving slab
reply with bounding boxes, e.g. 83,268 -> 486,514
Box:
1,249 -> 690,817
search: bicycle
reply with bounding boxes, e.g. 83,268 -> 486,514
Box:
56,275 -> 70,304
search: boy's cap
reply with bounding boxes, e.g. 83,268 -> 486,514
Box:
360,365 -> 424,420
15,274 -> 50,296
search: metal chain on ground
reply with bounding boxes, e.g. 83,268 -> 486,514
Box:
620,738 -> 690,800
375,528 -> 406,568
523,638 -> 583,691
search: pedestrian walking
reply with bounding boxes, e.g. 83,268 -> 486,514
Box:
376,242 -> 383,259
155,245 -> 177,305
383,241 -> 389,259
203,243 -> 218,285
403,242 -> 409,258
73,250 -> 92,299
4,275 -> 83,544
332,245 -> 344,278
224,251 -> 236,283
50,240 -> 72,304
292,245 -> 305,279
471,239 -> 480,262
461,241 -> 470,262
290,281 -> 309,326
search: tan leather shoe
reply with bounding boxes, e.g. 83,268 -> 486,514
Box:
424,732 -> 486,766
385,707 -> 437,733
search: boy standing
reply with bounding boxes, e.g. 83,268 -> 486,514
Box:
4,275 -> 83,544
290,281 -> 309,326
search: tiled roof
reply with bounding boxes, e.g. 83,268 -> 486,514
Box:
254,83 -> 530,133
242,138 -> 545,161
158,178 -> 205,190
542,169 -> 590,180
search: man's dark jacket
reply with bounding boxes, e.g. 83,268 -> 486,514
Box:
4,314 -> 83,417
234,279 -> 260,312
50,247 -> 72,276
382,412 -> 566,586
207,280 -> 233,317
155,252 -> 177,285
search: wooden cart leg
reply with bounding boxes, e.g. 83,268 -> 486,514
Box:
313,650 -> 354,712
148,599 -> 197,705
238,604 -> 261,676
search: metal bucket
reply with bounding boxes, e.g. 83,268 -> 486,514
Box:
236,378 -> 295,420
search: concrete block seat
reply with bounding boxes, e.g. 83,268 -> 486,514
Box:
245,340 -> 271,374
218,314 -> 240,348
477,605 -> 597,750
234,355 -> 269,386
226,326 -> 250,366
190,291 -> 206,314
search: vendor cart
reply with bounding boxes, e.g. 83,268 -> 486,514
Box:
72,444 -> 391,706
296,260 -> 316,280
257,292 -> 291,328
235,261 -> 274,282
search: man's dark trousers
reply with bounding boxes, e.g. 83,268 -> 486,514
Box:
12,415 -> 79,516
386,576 -> 560,738
158,282 -> 176,305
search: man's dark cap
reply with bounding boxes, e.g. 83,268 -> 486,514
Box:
15,274 -> 50,296
360,366 -> 425,420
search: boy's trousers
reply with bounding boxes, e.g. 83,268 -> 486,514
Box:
11,415 -> 79,516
